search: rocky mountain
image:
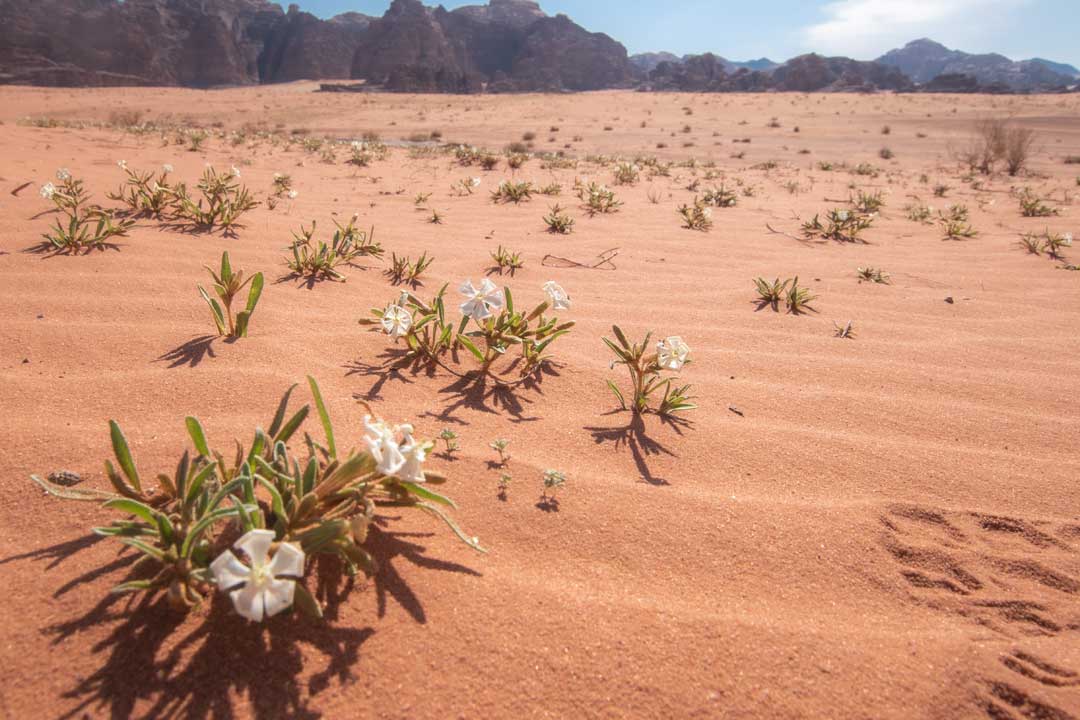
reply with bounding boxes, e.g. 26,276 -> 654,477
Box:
646,52 -> 910,93
1028,58 -> 1080,79
630,52 -> 778,75
876,39 -> 1075,91
350,0 -> 632,92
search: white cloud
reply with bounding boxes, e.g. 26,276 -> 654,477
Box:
802,0 -> 1031,59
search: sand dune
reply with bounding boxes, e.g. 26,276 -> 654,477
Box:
1,84 -> 1079,719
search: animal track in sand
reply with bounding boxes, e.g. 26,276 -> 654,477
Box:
878,503 -> 1080,638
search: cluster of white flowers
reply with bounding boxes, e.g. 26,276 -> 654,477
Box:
55,168 -> 71,181
39,182 -> 56,200
211,529 -> 305,622
657,336 -> 690,371
363,416 -> 427,484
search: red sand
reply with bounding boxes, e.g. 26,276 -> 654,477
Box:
1,84 -> 1079,719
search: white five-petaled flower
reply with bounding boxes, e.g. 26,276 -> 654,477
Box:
1063,233 -> 1073,247
542,280 -> 571,311
459,278 -> 503,320
656,336 -> 690,371
56,168 -> 71,181
117,160 -> 127,170
230,165 -> 241,178
836,209 -> 850,222
40,182 -> 56,200
162,163 -> 173,174
470,177 -> 481,187
381,303 -> 412,338
210,529 -> 305,623
287,190 -> 298,199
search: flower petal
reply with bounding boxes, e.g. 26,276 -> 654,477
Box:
230,582 -> 265,622
210,551 -> 251,591
262,579 -> 296,618
268,542 -> 305,578
234,528 -> 275,566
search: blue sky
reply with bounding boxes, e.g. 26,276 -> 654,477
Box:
297,0 -> 1080,67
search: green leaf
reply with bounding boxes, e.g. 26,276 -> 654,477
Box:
400,481 -> 457,508
268,384 -> 298,438
307,376 -> 336,459
245,272 -> 263,313
415,502 -> 486,553
109,421 -> 142,493
503,286 -> 514,315
186,416 -> 211,457
293,583 -> 323,620
276,407 -> 309,445
606,380 -> 626,409
612,325 -> 630,349
220,251 -> 233,282
185,462 -> 217,506
457,335 -> 485,362
198,286 -> 227,336
110,579 -> 159,595
118,537 -> 166,561
103,498 -> 158,524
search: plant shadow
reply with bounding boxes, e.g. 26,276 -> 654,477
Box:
343,347 -> 430,401
584,411 -> 694,486
35,522 -> 481,719
157,334 -> 223,368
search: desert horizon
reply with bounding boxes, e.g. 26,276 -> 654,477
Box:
2,79 -> 1079,719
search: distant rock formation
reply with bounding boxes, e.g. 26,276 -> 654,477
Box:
876,39 -> 1074,91
631,52 -> 778,76
645,53 -> 910,93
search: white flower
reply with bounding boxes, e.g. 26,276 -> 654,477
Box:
657,336 -> 690,371
1063,233 -> 1073,247
117,160 -> 127,170
363,415 -> 405,477
162,163 -> 173,174
381,304 -> 412,338
542,281 -> 571,311
56,168 -> 71,181
470,177 -> 481,187
230,165 -> 241,178
273,172 -> 283,180
39,182 -> 56,200
836,209 -> 849,222
287,190 -> 298,199
703,207 -> 713,220
210,529 -> 305,623
396,428 -> 428,484
459,278 -> 503,320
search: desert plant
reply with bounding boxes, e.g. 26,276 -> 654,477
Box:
613,161 -> 640,185
506,153 -> 529,170
678,197 -> 713,231
414,192 -> 432,206
543,204 -> 574,234
489,245 -> 524,274
905,203 -> 933,223
489,439 -> 510,465
833,320 -> 855,339
702,184 -> 737,208
452,177 -> 482,196
851,189 -> 886,214
286,217 -> 381,282
172,166 -> 258,234
939,212 -> 978,240
753,277 -> 790,311
387,252 -> 434,285
802,208 -> 874,243
198,251 -> 263,339
362,280 -> 573,382
1018,189 -> 1058,217
879,147 -> 894,160
271,172 -> 295,198
603,327 -> 694,416
933,183 -> 950,197
1021,229 -> 1072,259
108,163 -> 176,218
39,169 -> 134,254
1003,126 -> 1037,176
785,276 -> 817,314
438,429 -> 459,455
856,266 -> 890,284
491,180 -> 533,204
576,180 -> 622,215
541,469 -> 565,501
29,377 -> 484,619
